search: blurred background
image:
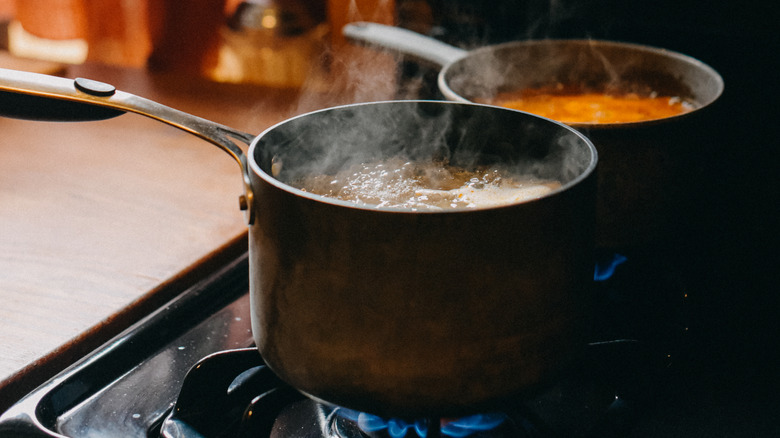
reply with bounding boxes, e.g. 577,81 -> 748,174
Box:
0,0 -> 776,387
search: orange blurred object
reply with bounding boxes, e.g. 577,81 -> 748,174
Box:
9,0 -> 88,64
80,0 -> 153,67
10,0 -> 227,71
146,0 -> 227,74
13,0 -> 86,40
0,0 -> 15,20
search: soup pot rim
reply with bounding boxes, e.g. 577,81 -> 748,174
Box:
440,39 -> 725,129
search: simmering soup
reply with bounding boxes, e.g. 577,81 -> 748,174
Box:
481,87 -> 694,124
292,158 -> 561,210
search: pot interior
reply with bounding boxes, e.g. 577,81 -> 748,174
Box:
442,40 -> 723,124
251,101 -> 596,207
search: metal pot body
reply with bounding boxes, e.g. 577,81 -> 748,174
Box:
0,70 -> 598,420
246,101 -> 598,417
440,40 -> 724,249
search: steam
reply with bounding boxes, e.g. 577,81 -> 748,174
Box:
292,0 -> 406,115
522,0 -> 581,40
256,100 -> 593,211
248,5 -> 600,208
263,102 -> 456,187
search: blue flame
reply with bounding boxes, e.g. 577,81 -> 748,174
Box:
337,409 -> 505,437
593,253 -> 628,281
440,414 -> 506,437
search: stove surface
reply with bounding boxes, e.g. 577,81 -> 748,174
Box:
0,254 -> 254,438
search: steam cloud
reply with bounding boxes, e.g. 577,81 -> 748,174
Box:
247,6 -> 605,207
254,100 -> 594,209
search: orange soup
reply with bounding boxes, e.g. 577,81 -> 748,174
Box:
482,88 -> 694,124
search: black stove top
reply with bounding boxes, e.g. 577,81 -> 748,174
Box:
1,251 -> 777,437
0,254 -> 254,438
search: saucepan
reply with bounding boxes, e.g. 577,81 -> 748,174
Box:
344,22 -> 724,249
0,67 -> 597,418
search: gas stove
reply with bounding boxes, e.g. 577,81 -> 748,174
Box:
0,250 -> 775,437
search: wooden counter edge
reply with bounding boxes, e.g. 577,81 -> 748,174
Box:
0,231 -> 249,414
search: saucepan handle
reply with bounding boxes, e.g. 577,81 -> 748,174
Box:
343,21 -> 468,67
0,67 -> 258,224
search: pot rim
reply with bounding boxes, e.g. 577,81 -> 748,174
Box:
439,38 -> 725,129
246,100 -> 598,214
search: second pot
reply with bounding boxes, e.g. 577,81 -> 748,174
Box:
344,22 -> 724,249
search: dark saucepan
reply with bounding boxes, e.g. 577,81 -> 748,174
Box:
0,68 -> 597,418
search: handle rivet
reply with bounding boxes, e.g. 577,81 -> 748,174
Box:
74,77 -> 116,96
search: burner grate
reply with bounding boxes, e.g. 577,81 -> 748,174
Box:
160,341 -> 642,438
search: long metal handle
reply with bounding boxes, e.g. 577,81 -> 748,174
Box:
342,22 -> 468,67
0,67 -> 257,224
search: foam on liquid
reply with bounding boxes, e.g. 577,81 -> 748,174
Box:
292,158 -> 561,210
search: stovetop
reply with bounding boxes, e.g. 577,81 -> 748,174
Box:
0,251 -> 777,437
0,254 -> 254,438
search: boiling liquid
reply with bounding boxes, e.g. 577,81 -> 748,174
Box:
293,158 -> 561,210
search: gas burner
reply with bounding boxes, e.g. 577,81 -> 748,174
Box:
159,348 -> 303,438
157,339 -> 643,438
160,348 -> 528,438
329,408 -> 539,438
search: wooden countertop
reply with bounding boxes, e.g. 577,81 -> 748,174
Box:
0,62 -> 312,411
